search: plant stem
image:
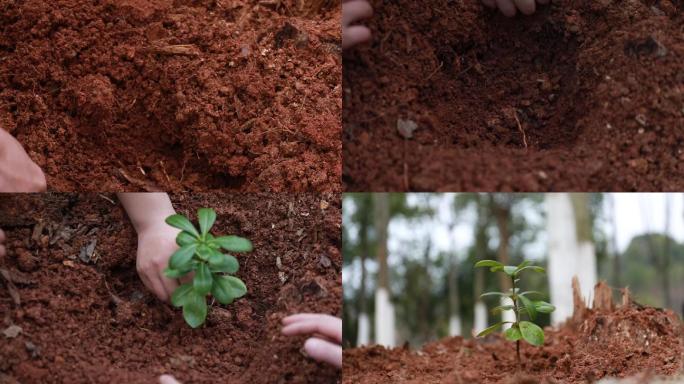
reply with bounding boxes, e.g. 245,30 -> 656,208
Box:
511,276 -> 521,370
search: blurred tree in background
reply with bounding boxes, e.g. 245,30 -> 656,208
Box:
343,193 -> 683,348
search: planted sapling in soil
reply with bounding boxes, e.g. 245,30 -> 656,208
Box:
164,208 -> 252,328
474,260 -> 555,368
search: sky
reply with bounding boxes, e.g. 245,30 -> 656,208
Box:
343,193 -> 684,291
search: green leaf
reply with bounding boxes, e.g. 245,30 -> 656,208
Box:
474,260 -> 503,269
213,236 -> 253,253
197,208 -> 217,237
491,305 -> 514,314
208,251 -> 239,274
164,268 -> 189,279
534,301 -> 556,314
166,214 -> 200,237
169,244 -> 198,270
195,244 -> 213,260
519,294 -> 537,321
476,322 -> 504,338
519,321 -> 544,346
516,260 -> 531,269
515,266 -> 546,275
480,292 -> 507,299
182,292 -> 207,328
170,283 -> 195,307
504,326 -> 522,341
193,263 -> 213,296
176,231 -> 197,247
519,290 -> 543,297
503,266 -> 518,276
211,275 -> 246,304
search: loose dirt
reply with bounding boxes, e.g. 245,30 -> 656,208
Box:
343,283 -> 684,383
0,193 -> 341,383
343,0 -> 684,191
0,0 -> 341,192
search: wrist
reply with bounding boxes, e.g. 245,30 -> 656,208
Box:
134,209 -> 178,237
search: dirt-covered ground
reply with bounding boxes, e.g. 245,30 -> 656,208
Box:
343,286 -> 684,383
0,0 -> 341,192
343,0 -> 684,191
0,193 -> 341,383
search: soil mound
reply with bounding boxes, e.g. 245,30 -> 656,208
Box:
343,0 -> 684,191
343,283 -> 684,383
0,193 -> 341,383
0,1 -> 341,192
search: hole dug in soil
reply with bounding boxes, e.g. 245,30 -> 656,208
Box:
0,1 -> 341,192
0,193 -> 341,383
343,280 -> 684,384
343,0 -> 684,191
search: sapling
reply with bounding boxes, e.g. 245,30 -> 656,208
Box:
474,260 -> 555,368
164,208 -> 252,328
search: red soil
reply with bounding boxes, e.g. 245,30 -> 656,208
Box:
0,193 -> 341,383
0,0 -> 341,192
343,0 -> 684,191
343,305 -> 683,383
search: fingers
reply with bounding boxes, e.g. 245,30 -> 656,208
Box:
281,314 -> 342,342
160,275 -> 179,302
343,26 -> 372,50
487,0 -> 546,16
342,0 -> 373,26
0,228 -> 5,242
159,375 -> 181,384
495,0 -> 517,17
139,269 -> 169,302
513,0 -> 536,15
303,338 -> 342,369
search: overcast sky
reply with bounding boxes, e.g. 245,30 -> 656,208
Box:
343,194 -> 684,286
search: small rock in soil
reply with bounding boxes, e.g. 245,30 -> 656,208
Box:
24,342 -> 40,358
397,119 -> 418,139
2,325 -> 22,338
15,249 -> 37,272
318,254 -> 332,268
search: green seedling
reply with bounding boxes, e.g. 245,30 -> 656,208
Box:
164,208 -> 252,328
474,259 -> 555,368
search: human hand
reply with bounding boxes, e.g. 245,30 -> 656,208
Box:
136,221 -> 183,302
159,375 -> 180,384
0,228 -> 6,258
0,129 -> 46,192
281,313 -> 342,368
482,0 -> 549,17
342,0 -> 373,50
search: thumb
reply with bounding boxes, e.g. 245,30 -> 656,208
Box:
159,375 -> 181,384
303,337 -> 342,369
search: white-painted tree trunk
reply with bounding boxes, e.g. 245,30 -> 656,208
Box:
474,301 -> 488,335
501,296 -> 516,330
449,316 -> 462,336
357,312 -> 370,346
546,193 -> 597,325
375,287 -> 396,347
576,241 -> 597,304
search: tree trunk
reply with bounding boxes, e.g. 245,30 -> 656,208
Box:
569,194 -> 597,303
547,193 -> 579,325
662,195 -> 672,308
490,196 -> 514,328
373,193 -> 395,347
473,197 -> 488,334
609,195 -> 621,288
357,196 -> 370,346
447,223 -> 461,336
